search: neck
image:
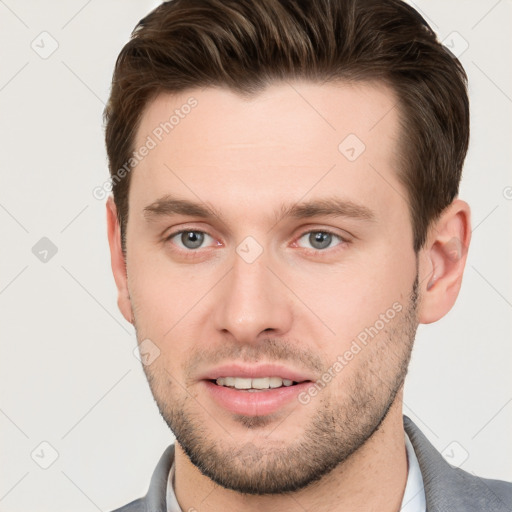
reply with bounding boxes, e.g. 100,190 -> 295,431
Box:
173,394 -> 408,512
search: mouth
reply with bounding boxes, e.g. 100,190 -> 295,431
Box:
203,378 -> 312,417
200,365 -> 315,417
209,376 -> 307,392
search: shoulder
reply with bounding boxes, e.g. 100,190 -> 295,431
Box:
404,415 -> 512,511
109,497 -> 145,512
480,476 -> 512,505
456,470 -> 512,508
436,466 -> 512,511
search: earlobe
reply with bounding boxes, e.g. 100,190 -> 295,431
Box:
418,199 -> 471,324
106,197 -> 133,325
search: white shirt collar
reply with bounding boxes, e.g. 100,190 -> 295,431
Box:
165,458 -> 181,512
166,432 -> 426,512
400,430 -> 427,512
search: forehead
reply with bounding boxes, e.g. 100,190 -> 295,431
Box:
129,80 -> 406,225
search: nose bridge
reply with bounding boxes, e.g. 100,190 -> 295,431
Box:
213,244 -> 292,342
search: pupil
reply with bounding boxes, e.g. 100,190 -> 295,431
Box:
182,231 -> 204,249
310,232 -> 331,250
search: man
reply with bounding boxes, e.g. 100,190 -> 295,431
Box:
104,0 -> 511,511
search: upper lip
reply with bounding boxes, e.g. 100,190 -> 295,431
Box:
199,363 -> 314,382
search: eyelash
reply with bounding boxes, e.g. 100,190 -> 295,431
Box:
164,228 -> 349,255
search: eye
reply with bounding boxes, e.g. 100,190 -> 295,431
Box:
167,230 -> 215,250
296,230 -> 346,251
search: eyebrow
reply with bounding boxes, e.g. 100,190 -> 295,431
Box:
144,195 -> 220,220
143,194 -> 376,224
280,197 -> 376,222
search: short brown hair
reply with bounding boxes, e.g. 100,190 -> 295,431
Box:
104,0 -> 469,253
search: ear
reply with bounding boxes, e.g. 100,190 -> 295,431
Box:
417,199 -> 471,324
106,197 -> 133,324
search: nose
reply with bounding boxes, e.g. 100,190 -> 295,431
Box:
213,247 -> 294,344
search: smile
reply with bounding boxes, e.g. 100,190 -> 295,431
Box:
214,376 -> 300,390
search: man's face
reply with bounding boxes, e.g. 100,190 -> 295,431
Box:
122,81 -> 420,493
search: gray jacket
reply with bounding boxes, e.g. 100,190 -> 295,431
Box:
111,415 -> 512,511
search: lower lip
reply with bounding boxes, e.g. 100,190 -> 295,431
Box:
202,380 -> 313,416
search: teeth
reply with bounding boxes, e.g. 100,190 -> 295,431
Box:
252,377 -> 269,389
269,377 -> 282,388
215,376 -> 297,389
234,378 -> 252,390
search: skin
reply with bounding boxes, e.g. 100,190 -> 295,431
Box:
107,80 -> 471,512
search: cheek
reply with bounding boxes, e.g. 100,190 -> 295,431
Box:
126,243 -> 225,359
300,248 -> 415,351
128,268 -> 198,379
126,250 -> 190,336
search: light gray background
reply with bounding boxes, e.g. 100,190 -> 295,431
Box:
0,1 -> 511,511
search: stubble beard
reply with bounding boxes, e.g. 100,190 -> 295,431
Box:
136,275 -> 419,495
